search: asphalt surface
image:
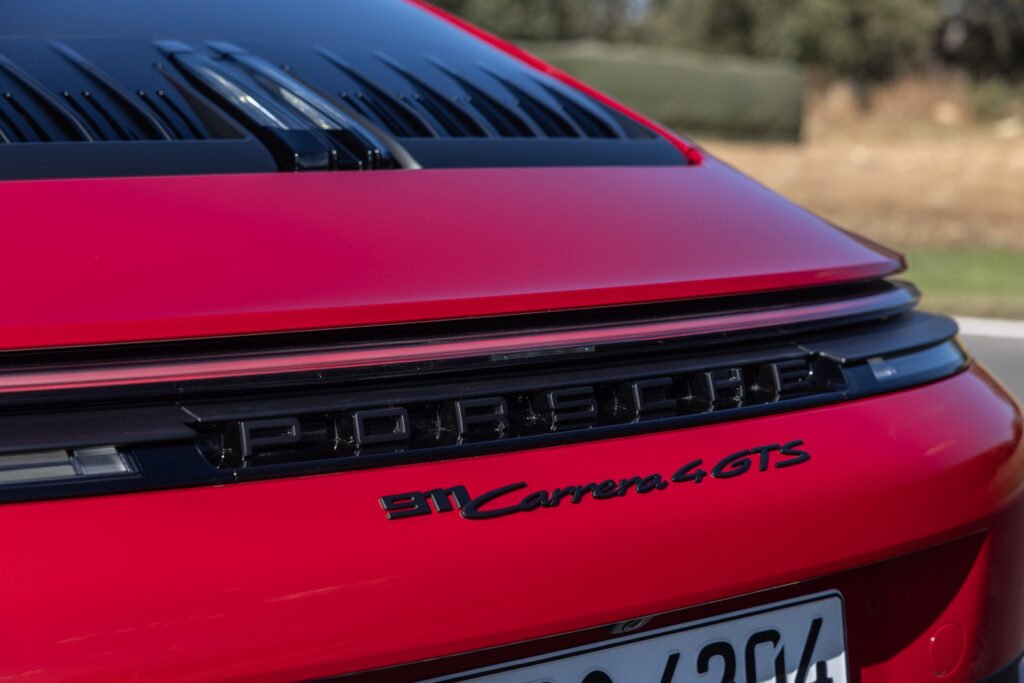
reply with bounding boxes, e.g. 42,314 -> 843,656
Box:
963,334 -> 1024,402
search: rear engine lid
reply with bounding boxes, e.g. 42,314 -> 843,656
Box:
2,159 -> 900,351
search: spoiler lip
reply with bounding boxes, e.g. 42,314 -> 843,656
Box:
1,162 -> 901,353
0,283 -> 917,394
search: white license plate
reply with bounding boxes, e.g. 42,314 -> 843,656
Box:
431,593 -> 847,683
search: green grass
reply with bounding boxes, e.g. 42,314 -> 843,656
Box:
905,248 -> 1024,319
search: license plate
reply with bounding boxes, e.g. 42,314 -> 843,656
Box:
431,593 -> 847,683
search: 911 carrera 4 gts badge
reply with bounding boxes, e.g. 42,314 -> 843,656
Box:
380,439 -> 808,520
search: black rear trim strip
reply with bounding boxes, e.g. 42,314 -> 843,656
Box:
0,310 -> 963,505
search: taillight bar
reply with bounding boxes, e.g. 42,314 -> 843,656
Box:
0,285 -> 915,394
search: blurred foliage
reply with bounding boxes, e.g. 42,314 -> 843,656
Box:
653,0 -> 940,86
433,0 -> 940,87
937,0 -> 1024,79
969,76 -> 1018,118
533,42 -> 804,139
430,0 -> 1024,119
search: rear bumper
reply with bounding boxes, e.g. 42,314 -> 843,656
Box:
2,364 -> 1021,682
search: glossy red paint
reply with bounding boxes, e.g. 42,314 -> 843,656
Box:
2,365 -> 1021,682
0,160 -> 900,352
404,0 -> 704,165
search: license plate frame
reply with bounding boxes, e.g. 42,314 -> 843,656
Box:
428,591 -> 848,683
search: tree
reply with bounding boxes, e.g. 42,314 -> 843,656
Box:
656,0 -> 940,86
937,0 -> 1024,79
431,0 -> 944,96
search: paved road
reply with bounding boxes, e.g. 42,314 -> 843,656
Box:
963,334 -> 1024,402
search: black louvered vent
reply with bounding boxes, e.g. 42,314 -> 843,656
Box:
0,38 -> 283,179
0,0 -> 689,179
318,52 -> 652,142
0,45 -> 215,143
0,55 -> 90,143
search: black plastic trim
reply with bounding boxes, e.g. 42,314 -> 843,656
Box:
0,310 -> 965,505
0,139 -> 276,180
398,137 -> 683,168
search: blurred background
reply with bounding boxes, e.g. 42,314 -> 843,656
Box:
434,0 -> 1024,397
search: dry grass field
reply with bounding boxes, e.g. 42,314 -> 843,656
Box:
701,79 -> 1024,317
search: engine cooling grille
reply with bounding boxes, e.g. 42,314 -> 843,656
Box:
319,51 -> 643,142
0,0 -> 689,179
0,49 -> 211,143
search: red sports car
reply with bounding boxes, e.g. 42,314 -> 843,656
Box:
1,1 -> 1021,681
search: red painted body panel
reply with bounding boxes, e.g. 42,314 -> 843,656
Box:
3,5 -> 1016,681
2,365 -> 1021,681
0,159 -> 898,352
